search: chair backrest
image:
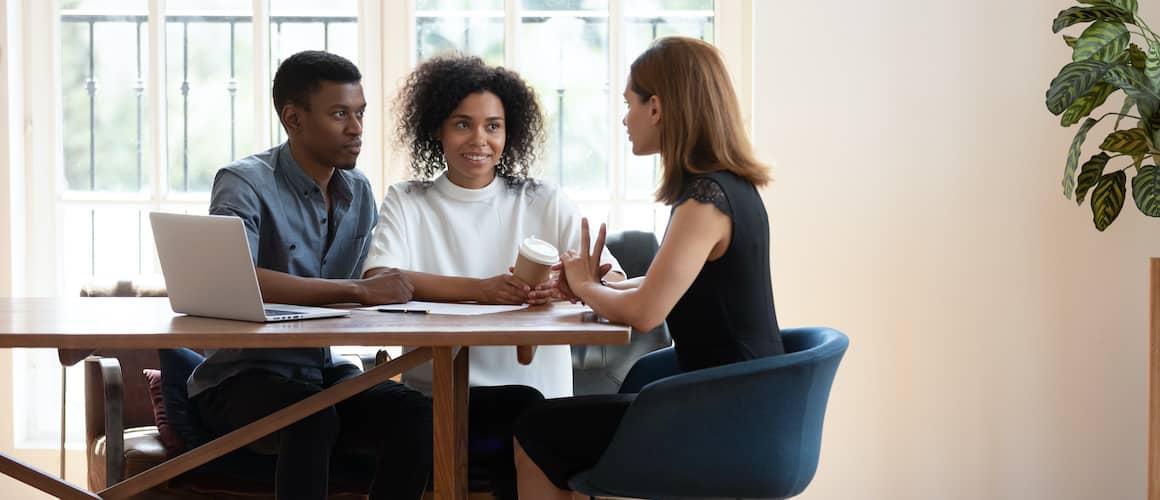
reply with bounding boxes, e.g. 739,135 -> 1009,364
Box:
572,230 -> 672,395
576,327 -> 848,499
84,349 -> 163,449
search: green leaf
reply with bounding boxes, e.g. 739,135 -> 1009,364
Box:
1138,97 -> 1160,150
1047,60 -> 1116,115
1106,0 -> 1138,15
1133,164 -> 1160,216
1129,43 -> 1147,69
1091,170 -> 1127,230
1104,64 -> 1156,102
1064,117 -> 1100,198
1100,127 -> 1151,154
1062,82 -> 1116,126
1115,95 -> 1136,129
1146,39 -> 1160,94
1073,22 -> 1129,62
1078,0 -> 1138,14
1064,35 -> 1079,48
1076,152 -> 1111,203
1053,5 -> 1133,34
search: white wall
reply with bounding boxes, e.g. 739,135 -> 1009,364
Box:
755,1 -> 1160,498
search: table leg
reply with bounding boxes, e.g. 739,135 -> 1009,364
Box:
0,452 -> 99,499
432,346 -> 469,500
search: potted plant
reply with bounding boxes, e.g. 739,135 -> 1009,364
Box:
1046,0 -> 1160,230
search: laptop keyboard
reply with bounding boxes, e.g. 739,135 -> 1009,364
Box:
264,308 -> 302,317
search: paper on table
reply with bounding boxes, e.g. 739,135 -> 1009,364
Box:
361,300 -> 529,316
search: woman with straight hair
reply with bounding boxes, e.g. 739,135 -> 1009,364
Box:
512,36 -> 786,499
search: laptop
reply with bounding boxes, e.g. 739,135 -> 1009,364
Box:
149,212 -> 351,322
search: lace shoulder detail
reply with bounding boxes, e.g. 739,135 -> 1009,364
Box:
678,176 -> 731,216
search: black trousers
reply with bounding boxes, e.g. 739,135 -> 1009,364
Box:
194,363 -> 432,500
467,385 -> 545,500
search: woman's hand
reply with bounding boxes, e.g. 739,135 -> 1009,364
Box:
554,261 -> 612,303
476,274 -> 531,304
560,218 -> 608,301
511,266 -> 561,305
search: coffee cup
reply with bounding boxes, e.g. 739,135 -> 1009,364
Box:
512,237 -> 559,285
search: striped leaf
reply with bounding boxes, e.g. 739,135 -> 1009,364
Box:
1053,5 -> 1133,34
1062,82 -> 1116,126
1115,95 -> 1136,129
1104,64 -> 1154,102
1130,43 -> 1147,69
1076,152 -> 1110,203
1047,60 -> 1115,115
1091,170 -> 1127,231
1064,35 -> 1079,48
1106,0 -> 1138,15
1133,165 -> 1160,216
1099,127 -> 1151,154
1139,97 -> 1160,151
1064,118 -> 1100,198
1073,21 -> 1129,62
1147,39 -> 1160,94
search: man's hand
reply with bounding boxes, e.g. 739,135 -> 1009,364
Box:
356,268 -> 414,305
477,274 -> 531,304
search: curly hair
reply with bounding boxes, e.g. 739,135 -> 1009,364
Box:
394,55 -> 544,185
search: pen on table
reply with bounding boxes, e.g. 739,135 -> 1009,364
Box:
377,308 -> 430,314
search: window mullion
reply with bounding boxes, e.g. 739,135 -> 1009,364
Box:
147,0 -> 167,210
713,0 -> 753,134
380,0 -> 414,187
504,0 -> 518,69
252,0 -> 271,152
607,0 -> 625,231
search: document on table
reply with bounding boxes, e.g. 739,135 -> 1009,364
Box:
362,300 -> 529,316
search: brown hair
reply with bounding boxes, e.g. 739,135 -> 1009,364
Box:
629,36 -> 770,205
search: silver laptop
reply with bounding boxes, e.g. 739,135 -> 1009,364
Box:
149,212 -> 351,322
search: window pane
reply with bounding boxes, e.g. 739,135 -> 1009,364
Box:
623,0 -> 713,14
520,13 -> 608,196
60,207 -> 150,288
269,1 -> 359,145
522,0 -> 606,11
416,15 -> 504,64
60,14 -> 151,193
167,15 -> 256,193
622,5 -> 713,200
61,0 -> 143,9
418,0 -> 502,10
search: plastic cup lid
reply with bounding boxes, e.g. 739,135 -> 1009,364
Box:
519,237 -> 559,265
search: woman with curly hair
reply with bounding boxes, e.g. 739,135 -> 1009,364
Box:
361,54 -> 622,498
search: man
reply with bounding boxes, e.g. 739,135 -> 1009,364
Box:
188,50 -> 431,500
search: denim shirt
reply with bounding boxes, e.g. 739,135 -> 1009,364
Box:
187,142 -> 378,398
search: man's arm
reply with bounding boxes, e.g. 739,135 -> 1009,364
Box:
258,267 -> 413,305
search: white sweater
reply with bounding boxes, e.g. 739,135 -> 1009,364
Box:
363,173 -> 621,398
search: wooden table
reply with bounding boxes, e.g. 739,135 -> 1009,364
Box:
0,297 -> 630,500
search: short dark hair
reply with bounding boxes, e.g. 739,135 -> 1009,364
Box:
272,50 -> 361,114
394,55 -> 544,184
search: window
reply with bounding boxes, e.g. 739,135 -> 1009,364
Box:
11,0 -> 747,449
415,0 -> 715,233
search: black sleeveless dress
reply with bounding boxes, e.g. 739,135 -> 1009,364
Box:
514,171 -> 784,490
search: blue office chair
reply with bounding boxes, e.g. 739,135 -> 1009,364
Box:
568,327 -> 849,500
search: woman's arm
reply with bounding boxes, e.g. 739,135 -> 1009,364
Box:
364,267 -> 530,305
563,200 -> 730,332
